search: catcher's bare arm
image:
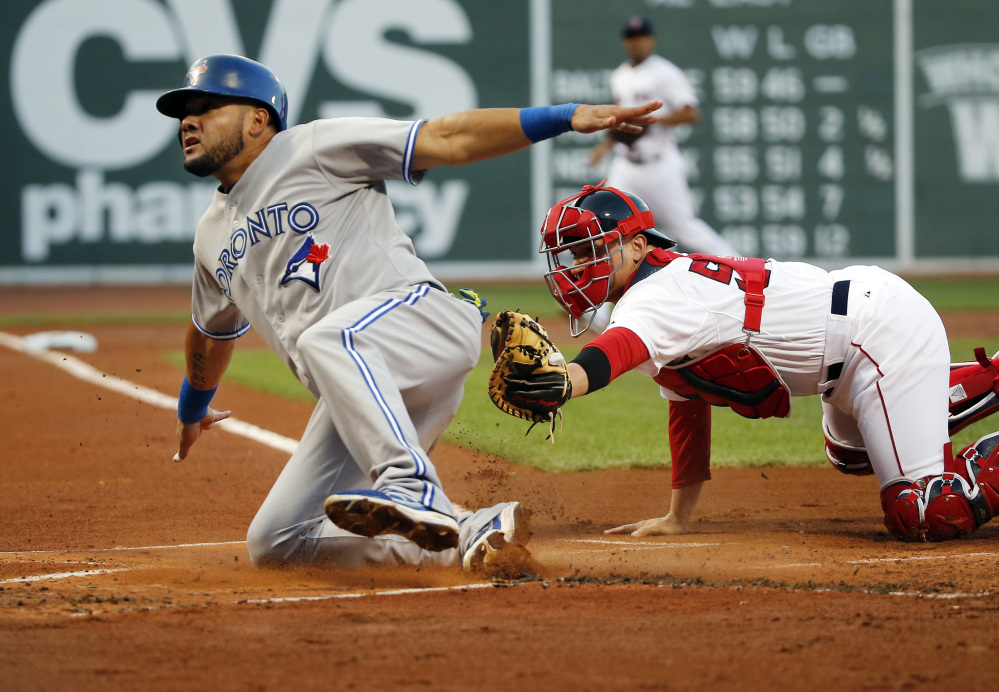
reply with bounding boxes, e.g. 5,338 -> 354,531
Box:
174,321 -> 234,461
567,363 -> 590,399
412,101 -> 662,170
605,482 -> 704,536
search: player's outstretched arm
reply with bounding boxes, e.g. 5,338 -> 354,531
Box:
412,100 -> 662,170
569,102 -> 663,134
605,482 -> 704,536
567,362 -> 591,398
173,321 -> 235,461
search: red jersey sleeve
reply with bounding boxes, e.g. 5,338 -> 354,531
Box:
583,327 -> 650,381
669,399 -> 711,488
587,328 -> 712,488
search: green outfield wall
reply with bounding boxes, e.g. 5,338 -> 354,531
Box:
1,0 -> 996,284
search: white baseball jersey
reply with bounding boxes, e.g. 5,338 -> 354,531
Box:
610,54 -> 696,162
605,254 -> 951,485
189,117 -> 494,568
606,55 -> 734,256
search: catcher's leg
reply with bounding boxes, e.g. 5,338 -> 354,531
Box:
879,431 -> 999,541
949,348 -> 999,435
953,431 -> 999,522
822,404 -> 873,476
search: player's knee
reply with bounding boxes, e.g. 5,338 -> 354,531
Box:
245,516 -> 300,568
823,425 -> 873,476
245,522 -> 279,567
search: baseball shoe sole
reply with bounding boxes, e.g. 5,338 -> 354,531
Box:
461,502 -> 533,577
323,489 -> 459,552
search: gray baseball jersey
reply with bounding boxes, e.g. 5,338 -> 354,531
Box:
191,117 -> 438,394
189,117 -> 492,568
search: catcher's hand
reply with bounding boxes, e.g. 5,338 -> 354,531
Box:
488,310 -> 571,432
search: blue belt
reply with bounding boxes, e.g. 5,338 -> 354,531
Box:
831,280 -> 850,316
825,280 -> 851,383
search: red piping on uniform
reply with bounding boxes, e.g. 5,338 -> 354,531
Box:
852,342 -> 904,475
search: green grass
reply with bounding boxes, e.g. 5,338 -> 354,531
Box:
164,350 -> 317,402
120,276 -> 999,472
447,346 -> 830,472
0,310 -> 191,328
447,339 -> 998,472
3,277 -> 994,330
905,276 -> 999,313
466,277 -> 999,319
169,335 -> 998,473
464,282 -> 565,321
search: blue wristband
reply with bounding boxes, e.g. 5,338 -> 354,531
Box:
520,103 -> 581,143
177,378 -> 217,424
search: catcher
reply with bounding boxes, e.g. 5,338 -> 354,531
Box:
489,183 -> 999,542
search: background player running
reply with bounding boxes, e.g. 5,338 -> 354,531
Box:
585,16 -> 735,332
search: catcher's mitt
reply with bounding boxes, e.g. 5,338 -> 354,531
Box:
608,125 -> 647,147
488,310 -> 571,436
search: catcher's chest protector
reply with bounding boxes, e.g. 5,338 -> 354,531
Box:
633,250 -> 784,418
653,344 -> 791,419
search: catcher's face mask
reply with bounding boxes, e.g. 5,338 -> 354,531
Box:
540,183 -> 656,336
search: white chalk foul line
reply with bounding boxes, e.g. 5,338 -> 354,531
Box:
0,331 -> 300,455
564,539 -> 724,548
0,331 -> 469,514
242,582 -> 495,605
0,540 -> 246,557
0,568 -> 132,585
769,550 -> 999,570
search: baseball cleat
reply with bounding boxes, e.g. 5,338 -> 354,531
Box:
461,502 -> 533,577
323,489 -> 459,552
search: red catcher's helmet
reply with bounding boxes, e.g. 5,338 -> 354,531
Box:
540,182 -> 675,335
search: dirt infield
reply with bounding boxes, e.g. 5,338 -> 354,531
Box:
2,287 -> 999,692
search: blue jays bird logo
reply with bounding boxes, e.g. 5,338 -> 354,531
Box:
186,60 -> 209,85
281,234 -> 329,292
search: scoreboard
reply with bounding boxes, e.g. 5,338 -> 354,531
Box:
550,0 -> 898,262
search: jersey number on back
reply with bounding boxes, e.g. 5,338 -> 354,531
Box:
687,259 -> 771,294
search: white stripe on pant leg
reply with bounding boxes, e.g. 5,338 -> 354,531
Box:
340,285 -> 436,503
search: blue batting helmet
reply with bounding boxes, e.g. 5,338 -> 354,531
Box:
156,54 -> 288,131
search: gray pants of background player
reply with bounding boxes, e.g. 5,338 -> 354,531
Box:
246,284 -> 495,569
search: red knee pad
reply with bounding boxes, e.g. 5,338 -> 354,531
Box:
880,478 -> 925,541
922,474 -> 978,541
825,436 -> 873,476
823,420 -> 873,476
880,475 -> 980,541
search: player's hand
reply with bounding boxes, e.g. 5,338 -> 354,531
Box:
173,407 -> 232,461
571,100 -> 662,135
605,514 -> 691,537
